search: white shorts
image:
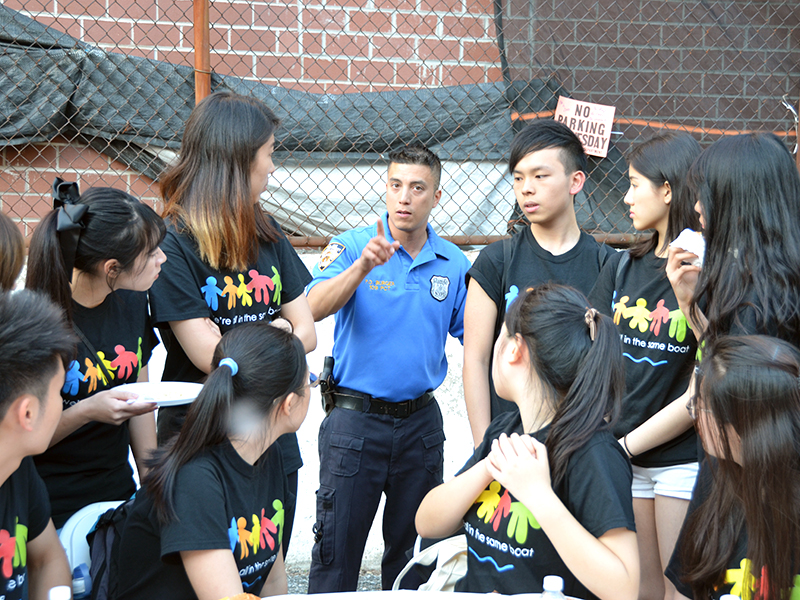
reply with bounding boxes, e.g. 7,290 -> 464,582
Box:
631,462 -> 699,500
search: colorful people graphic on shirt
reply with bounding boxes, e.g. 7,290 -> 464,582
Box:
222,276 -> 239,310
649,299 -> 670,336
507,501 -> 540,544
201,269 -> 282,312
0,519 -> 27,580
247,270 -> 275,304
270,267 -> 282,305
83,358 -> 100,394
225,502 -> 284,559
110,345 -> 138,380
201,276 -> 225,311
624,298 -> 651,333
489,490 -> 511,532
62,361 -> 82,396
65,343 -> 141,398
613,295 -> 630,325
476,481 -> 502,523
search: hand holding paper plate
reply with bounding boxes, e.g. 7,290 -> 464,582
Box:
117,381 -> 204,407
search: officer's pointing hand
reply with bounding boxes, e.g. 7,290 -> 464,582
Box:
359,219 -> 400,273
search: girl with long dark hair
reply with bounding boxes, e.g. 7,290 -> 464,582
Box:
588,131 -> 701,600
667,335 -> 800,599
0,210 -> 24,291
417,284 -> 638,600
26,182 -> 166,527
116,324 -> 311,599
149,91 -> 316,554
620,133 -> 800,469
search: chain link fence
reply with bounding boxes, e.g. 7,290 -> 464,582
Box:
0,0 -> 797,245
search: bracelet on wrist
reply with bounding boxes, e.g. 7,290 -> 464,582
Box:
622,434 -> 635,458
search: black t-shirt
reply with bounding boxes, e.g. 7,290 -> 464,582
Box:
468,228 -> 614,417
0,458 -> 52,600
34,290 -> 158,528
664,461 -> 800,599
665,306 -> 797,599
455,412 -> 635,597
116,440 -> 288,600
588,251 -> 699,468
148,219 -> 311,472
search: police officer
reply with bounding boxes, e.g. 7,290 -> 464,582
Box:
306,144 -> 470,592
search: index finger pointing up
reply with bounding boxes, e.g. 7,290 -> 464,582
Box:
376,218 -> 385,239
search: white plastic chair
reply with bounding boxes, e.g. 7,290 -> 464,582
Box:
58,501 -> 124,570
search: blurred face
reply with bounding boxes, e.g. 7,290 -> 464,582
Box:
624,167 -> 670,233
513,148 -> 584,228
114,246 -> 167,292
695,198 -> 706,230
690,394 -> 742,465
250,135 -> 276,202
385,162 -> 441,238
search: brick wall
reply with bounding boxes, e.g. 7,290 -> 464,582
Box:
0,139 -> 161,237
504,0 -> 799,144
0,0 -> 499,232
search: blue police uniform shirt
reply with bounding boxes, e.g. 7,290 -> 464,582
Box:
308,213 -> 470,402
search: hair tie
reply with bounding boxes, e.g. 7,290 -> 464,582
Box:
219,357 -> 239,375
584,307 -> 598,342
52,178 -> 88,282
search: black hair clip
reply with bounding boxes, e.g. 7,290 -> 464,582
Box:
52,177 -> 88,281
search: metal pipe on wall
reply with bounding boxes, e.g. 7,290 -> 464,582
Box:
193,0 -> 211,103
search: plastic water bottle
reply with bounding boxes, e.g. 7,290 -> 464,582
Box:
48,586 -> 71,600
72,562 -> 92,599
541,575 -> 567,599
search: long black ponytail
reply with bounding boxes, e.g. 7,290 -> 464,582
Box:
144,323 -> 307,523
504,284 -> 625,485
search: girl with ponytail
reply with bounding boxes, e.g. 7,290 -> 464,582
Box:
417,284 -> 638,600
26,180 -> 166,528
116,324 -> 312,600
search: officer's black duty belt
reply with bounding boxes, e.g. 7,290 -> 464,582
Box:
330,388 -> 435,418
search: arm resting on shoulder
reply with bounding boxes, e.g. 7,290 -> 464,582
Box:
169,317 -> 223,375
181,548 -> 244,600
462,279 -> 498,448
278,295 -> 317,353
26,521 -> 71,600
415,458 -> 494,539
260,549 -> 288,597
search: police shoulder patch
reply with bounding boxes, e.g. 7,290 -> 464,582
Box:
318,242 -> 345,271
430,275 -> 450,302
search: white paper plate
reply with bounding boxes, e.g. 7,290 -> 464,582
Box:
116,381 -> 204,406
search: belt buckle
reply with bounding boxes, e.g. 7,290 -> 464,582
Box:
394,401 -> 410,418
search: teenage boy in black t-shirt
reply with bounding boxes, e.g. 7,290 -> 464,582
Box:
464,120 -> 614,447
0,291 -> 75,600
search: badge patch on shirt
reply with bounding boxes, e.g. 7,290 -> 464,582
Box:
430,275 -> 450,302
318,242 -> 345,271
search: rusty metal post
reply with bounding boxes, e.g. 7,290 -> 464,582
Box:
193,0 -> 211,103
